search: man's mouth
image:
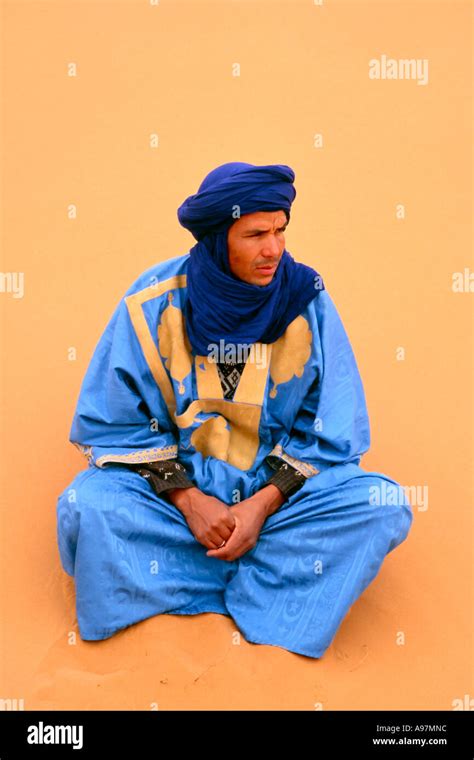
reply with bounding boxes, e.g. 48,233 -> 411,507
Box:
256,263 -> 277,274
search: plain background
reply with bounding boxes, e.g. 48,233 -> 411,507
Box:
0,0 -> 472,710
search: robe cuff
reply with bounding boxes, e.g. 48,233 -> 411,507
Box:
265,444 -> 320,478
265,461 -> 307,499
127,460 -> 195,495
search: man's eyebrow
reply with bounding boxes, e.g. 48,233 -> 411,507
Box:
244,223 -> 288,234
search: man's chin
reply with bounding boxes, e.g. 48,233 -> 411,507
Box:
252,269 -> 277,285
237,269 -> 277,286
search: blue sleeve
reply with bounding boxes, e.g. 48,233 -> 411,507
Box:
69,293 -> 179,468
266,290 -> 371,476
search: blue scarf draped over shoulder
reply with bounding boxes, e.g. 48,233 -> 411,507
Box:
177,161 -> 325,357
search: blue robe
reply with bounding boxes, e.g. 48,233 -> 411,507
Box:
56,252 -> 413,658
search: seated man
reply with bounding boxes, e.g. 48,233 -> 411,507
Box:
56,161 -> 413,659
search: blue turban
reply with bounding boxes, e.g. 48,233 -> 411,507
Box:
177,161 -> 325,356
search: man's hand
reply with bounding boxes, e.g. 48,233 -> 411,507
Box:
206,484 -> 286,562
167,486 -> 236,550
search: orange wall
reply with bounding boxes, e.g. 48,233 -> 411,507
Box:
0,0 -> 472,710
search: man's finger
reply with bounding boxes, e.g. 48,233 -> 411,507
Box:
206,520 -> 235,547
206,517 -> 242,558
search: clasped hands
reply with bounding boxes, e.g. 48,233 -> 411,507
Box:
166,485 -> 285,562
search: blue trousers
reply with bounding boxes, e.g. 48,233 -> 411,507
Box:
56,462 -> 413,658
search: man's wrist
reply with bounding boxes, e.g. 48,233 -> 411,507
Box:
252,484 -> 286,517
166,486 -> 200,514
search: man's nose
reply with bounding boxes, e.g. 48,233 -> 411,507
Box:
260,235 -> 281,257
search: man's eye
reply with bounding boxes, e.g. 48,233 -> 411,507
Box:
252,230 -> 285,236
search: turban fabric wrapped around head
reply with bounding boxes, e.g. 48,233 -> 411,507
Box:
177,161 -> 325,356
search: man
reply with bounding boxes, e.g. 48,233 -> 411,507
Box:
56,161 -> 413,659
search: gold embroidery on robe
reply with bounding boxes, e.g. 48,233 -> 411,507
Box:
126,276 -> 314,471
125,275 -> 187,416
157,292 -> 193,395
186,343 -> 272,468
175,399 -> 263,470
268,315 -> 312,398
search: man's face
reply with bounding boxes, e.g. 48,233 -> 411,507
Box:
227,210 -> 288,286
